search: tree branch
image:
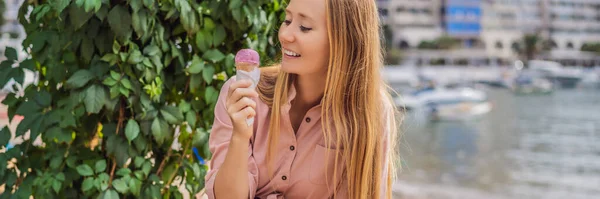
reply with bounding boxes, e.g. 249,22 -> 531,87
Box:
155,146 -> 173,176
109,101 -> 125,185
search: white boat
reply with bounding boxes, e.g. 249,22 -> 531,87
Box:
395,87 -> 492,121
528,60 -> 584,88
511,70 -> 554,95
578,68 -> 600,89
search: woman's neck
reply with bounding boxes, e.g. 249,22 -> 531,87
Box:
292,74 -> 325,109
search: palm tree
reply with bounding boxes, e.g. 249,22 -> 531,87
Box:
512,34 -> 543,62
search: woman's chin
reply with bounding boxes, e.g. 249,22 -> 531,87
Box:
280,64 -> 296,74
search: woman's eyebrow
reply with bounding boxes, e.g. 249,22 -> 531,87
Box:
285,8 -> 314,23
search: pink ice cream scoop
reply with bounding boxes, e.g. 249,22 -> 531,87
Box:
234,49 -> 260,126
235,49 -> 260,71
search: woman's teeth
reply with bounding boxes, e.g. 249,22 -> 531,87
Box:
284,49 -> 301,57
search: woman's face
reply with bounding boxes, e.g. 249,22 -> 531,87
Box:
279,0 -> 330,76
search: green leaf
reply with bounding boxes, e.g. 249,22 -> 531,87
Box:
56,172 -> 66,181
143,0 -> 153,9
121,78 -> 132,89
110,87 -> 120,99
178,100 -> 191,113
202,49 -> 225,63
225,53 -> 235,69
82,177 -> 94,192
52,179 -> 61,193
83,0 -> 96,12
125,119 -> 140,142
63,51 -> 77,63
151,118 -> 168,145
112,179 -> 129,194
161,162 -> 177,184
20,59 -> 36,71
98,173 -> 110,191
134,156 -> 145,168
67,69 -> 94,88
50,0 -> 71,13
127,50 -> 144,64
4,47 -> 18,61
202,65 -> 215,84
229,0 -> 242,9
143,45 -> 160,56
112,41 -> 121,54
195,31 -> 208,52
15,101 -> 41,116
108,5 -> 132,38
101,189 -> 119,199
101,54 -> 119,65
187,55 -> 204,74
203,18 -> 215,31
192,130 -> 209,148
128,178 -> 142,197
110,71 -> 121,80
15,113 -> 42,137
186,111 -> 197,128
133,170 -> 144,180
119,86 -> 130,97
96,4 -> 109,20
95,160 -> 107,173
213,25 -> 226,46
103,77 -> 118,86
0,127 -> 11,148
69,4 -> 94,30
132,9 -> 149,39
84,85 -> 107,114
204,86 -> 218,104
232,8 -> 243,23
189,74 -> 202,93
76,164 -> 94,176
34,90 -> 52,108
141,161 -> 152,176
116,168 -> 131,177
130,0 -> 142,12
9,67 -> 25,85
160,106 -> 184,124
81,37 -> 95,63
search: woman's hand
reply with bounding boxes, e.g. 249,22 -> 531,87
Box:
225,79 -> 259,140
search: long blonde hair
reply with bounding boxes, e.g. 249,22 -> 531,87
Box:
257,0 -> 400,198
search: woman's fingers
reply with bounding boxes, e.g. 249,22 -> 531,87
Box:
226,97 -> 257,115
226,80 -> 257,106
227,79 -> 253,98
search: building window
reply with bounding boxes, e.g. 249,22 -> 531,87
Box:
495,41 -> 503,49
379,8 -> 388,16
396,7 -> 405,13
399,40 -> 410,49
566,42 -> 574,49
549,40 -> 557,49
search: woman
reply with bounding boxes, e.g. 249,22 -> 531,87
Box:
204,0 -> 400,198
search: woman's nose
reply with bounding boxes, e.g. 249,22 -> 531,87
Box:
279,26 -> 295,43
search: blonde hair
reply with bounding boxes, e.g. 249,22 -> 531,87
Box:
257,0 -> 401,198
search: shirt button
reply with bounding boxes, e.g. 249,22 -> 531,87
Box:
290,145 -> 295,151
282,175 -> 287,180
305,117 -> 311,123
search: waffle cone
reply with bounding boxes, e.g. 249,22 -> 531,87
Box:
236,63 -> 257,72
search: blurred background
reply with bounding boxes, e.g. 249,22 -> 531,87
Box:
378,0 -> 600,198
1,0 -> 600,198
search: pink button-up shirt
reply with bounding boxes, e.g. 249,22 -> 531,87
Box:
205,77 -> 390,199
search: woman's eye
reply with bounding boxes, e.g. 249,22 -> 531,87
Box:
283,20 -> 291,25
300,26 -> 312,32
